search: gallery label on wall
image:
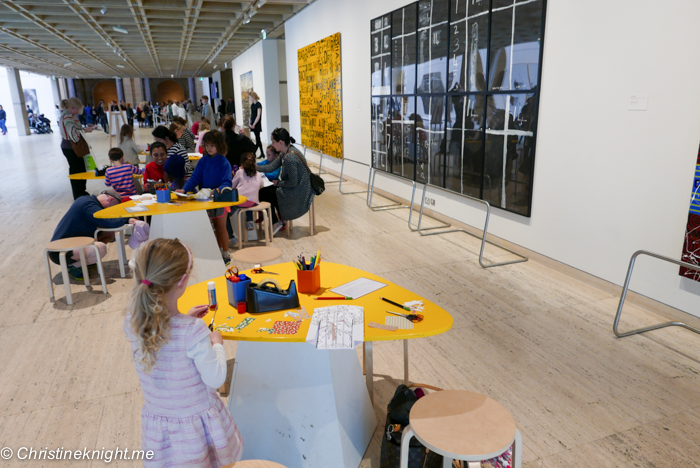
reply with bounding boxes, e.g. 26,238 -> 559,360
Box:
680,143 -> 700,281
297,32 -> 343,159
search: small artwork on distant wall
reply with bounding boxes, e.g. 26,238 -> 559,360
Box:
240,71 -> 254,132
680,142 -> 700,281
24,89 -> 38,115
297,32 -> 343,158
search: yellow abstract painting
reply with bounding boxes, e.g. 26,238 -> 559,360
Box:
298,32 -> 343,159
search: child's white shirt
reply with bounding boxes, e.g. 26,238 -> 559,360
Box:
186,338 -> 227,388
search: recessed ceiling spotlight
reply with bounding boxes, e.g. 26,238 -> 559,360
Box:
64,62 -> 72,66
100,5 -> 107,15
113,25 -> 129,34
116,64 -> 124,68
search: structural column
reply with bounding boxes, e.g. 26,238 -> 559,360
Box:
188,77 -> 196,103
143,78 -> 152,102
116,78 -> 125,102
67,78 -> 76,98
7,68 -> 30,135
51,78 -> 61,108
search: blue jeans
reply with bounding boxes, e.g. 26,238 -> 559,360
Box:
0,119 -> 6,134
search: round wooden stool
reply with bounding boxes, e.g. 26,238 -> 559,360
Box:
232,246 -> 282,265
94,225 -> 130,278
44,237 -> 108,305
400,390 -> 521,468
236,201 -> 273,248
220,461 -> 287,468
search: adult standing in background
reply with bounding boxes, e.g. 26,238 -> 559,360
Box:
84,103 -> 92,125
126,103 -> 135,128
60,97 -> 95,200
200,96 -> 213,124
248,91 -> 263,157
26,104 -> 34,116
185,99 -> 195,127
0,105 -> 8,135
222,116 -> 256,168
217,100 -> 226,124
226,97 -> 235,116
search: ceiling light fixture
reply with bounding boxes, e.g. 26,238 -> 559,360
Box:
113,25 -> 129,35
257,0 -> 267,8
116,64 -> 124,68
249,9 -> 257,18
100,5 -> 107,15
171,74 -> 174,78
224,62 -> 227,68
213,64 -> 218,69
243,14 -> 251,24
64,62 -> 72,67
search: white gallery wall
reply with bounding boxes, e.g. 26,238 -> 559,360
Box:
230,39 -> 282,146
0,68 -> 58,130
284,0 -> 700,316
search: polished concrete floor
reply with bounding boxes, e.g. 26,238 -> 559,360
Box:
0,126 -> 699,467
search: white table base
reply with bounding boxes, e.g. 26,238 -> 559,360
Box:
228,341 -> 377,468
149,210 -> 225,284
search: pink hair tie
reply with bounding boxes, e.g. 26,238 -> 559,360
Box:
141,279 -> 152,286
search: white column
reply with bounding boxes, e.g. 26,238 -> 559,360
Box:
51,78 -> 61,108
7,68 -> 30,136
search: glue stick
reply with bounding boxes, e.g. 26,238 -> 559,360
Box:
207,281 -> 218,312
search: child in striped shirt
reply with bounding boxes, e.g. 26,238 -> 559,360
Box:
105,147 -> 143,198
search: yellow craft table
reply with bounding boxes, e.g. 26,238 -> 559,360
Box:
68,171 -> 143,180
95,194 -> 246,283
178,261 -> 453,468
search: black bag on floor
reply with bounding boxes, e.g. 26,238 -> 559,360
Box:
379,385 -> 443,468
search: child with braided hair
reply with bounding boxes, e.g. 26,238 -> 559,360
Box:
124,238 -> 242,467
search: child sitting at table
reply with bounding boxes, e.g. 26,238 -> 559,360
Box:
258,145 -> 281,183
142,142 -> 167,193
195,121 -> 210,154
227,152 -> 264,246
104,147 -> 143,198
176,130 -> 233,264
164,151 -> 187,191
124,238 -> 243,466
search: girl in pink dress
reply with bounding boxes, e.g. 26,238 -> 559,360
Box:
124,238 -> 243,467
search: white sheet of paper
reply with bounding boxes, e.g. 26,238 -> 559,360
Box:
261,175 -> 274,187
330,277 -> 387,299
125,205 -> 149,213
305,305 -> 364,349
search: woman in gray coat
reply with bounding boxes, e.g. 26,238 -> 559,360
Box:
257,128 -> 314,232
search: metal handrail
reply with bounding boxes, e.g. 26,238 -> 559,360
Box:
366,167 -> 412,211
409,184 -> 528,268
613,250 -> 700,338
407,183 -> 452,232
339,158 -> 370,195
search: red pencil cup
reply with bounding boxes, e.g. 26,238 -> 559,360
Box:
237,301 -> 247,314
297,265 -> 321,294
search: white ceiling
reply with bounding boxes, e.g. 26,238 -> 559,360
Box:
0,0 -> 313,79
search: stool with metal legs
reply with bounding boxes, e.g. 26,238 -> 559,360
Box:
400,390 -> 522,468
44,237 -> 108,305
94,225 -> 129,278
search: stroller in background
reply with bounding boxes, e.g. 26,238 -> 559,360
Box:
29,113 -> 53,134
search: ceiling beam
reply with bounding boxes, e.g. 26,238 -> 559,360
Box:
2,0 -> 126,77
60,0 -> 146,78
0,26 -> 104,76
125,0 -> 163,77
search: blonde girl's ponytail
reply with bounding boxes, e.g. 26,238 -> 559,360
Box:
128,238 -> 191,372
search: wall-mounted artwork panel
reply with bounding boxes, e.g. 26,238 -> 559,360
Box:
371,0 -> 547,217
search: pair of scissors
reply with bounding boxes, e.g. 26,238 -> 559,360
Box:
225,266 -> 239,280
386,310 -> 424,323
251,267 -> 279,275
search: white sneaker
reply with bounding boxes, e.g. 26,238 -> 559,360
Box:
272,221 -> 285,235
247,221 -> 254,231
228,237 -> 238,249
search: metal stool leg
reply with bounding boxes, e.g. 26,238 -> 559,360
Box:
116,230 -> 126,278
78,248 -> 89,288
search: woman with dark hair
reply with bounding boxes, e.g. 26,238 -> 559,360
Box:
152,125 -> 193,177
222,115 -> 257,168
248,91 -> 263,157
170,117 -> 196,152
256,128 -> 314,233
